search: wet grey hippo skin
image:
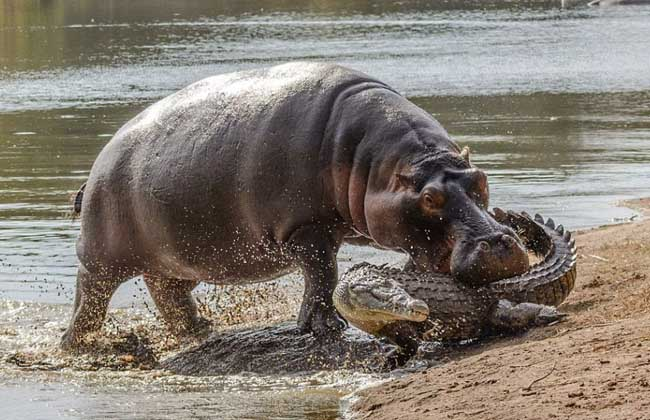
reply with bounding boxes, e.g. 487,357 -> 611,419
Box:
61,62 -> 529,348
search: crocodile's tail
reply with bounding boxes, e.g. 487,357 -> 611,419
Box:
70,183 -> 86,219
487,209 -> 577,307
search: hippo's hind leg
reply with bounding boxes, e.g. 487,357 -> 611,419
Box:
287,224 -> 346,337
143,274 -> 210,338
61,265 -> 126,350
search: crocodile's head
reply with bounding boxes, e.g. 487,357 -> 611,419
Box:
333,273 -> 429,335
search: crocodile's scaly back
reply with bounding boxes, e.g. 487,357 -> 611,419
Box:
350,264 -> 493,341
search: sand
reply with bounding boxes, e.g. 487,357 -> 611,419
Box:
352,198 -> 650,420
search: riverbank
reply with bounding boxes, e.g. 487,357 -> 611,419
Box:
351,198 -> 650,420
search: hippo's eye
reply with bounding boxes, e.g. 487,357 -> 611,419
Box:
420,189 -> 446,216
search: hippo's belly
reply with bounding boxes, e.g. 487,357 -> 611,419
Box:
151,242 -> 297,285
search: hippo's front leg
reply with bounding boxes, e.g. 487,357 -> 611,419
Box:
286,224 -> 346,337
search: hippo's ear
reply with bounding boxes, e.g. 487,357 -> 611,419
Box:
460,146 -> 471,165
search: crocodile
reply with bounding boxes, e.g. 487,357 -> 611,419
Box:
333,210 -> 577,365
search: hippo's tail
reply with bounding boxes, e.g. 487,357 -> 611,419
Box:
70,183 -> 86,219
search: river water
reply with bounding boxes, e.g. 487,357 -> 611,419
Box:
1,0 -> 650,418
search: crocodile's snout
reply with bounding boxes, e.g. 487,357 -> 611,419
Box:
389,292 -> 429,321
333,274 -> 431,333
406,299 -> 429,322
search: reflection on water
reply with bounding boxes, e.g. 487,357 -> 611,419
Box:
1,381 -> 346,420
2,0 -> 650,418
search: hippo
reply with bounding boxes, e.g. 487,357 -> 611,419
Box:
61,62 -> 529,349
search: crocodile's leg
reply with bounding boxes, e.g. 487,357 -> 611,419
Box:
379,322 -> 420,368
489,299 -> 567,332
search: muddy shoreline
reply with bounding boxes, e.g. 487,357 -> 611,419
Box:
350,198 -> 650,420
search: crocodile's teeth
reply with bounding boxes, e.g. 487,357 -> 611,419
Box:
556,225 -> 565,235
534,213 -> 544,224
546,218 -> 556,229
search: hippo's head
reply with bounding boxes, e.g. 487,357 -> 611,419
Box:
364,147 -> 529,286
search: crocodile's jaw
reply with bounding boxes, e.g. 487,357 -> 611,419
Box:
339,305 -> 428,336
333,280 -> 429,334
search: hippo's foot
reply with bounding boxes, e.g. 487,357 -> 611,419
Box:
175,316 -> 212,340
60,265 -> 125,352
60,328 -> 82,351
288,224 -> 347,338
297,305 -> 346,338
60,327 -> 106,352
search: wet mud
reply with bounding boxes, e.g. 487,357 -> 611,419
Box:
6,331 -> 158,372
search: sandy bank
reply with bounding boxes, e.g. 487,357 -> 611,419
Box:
352,199 -> 650,420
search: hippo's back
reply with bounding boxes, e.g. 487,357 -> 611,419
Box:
95,62 -> 381,186
117,62 -> 375,148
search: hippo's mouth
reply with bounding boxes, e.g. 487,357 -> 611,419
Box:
408,234 -> 455,273
425,232 -> 457,273
447,218 -> 531,285
415,224 -> 531,285
432,237 -> 454,273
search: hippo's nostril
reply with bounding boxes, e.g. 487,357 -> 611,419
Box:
478,241 -> 490,252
